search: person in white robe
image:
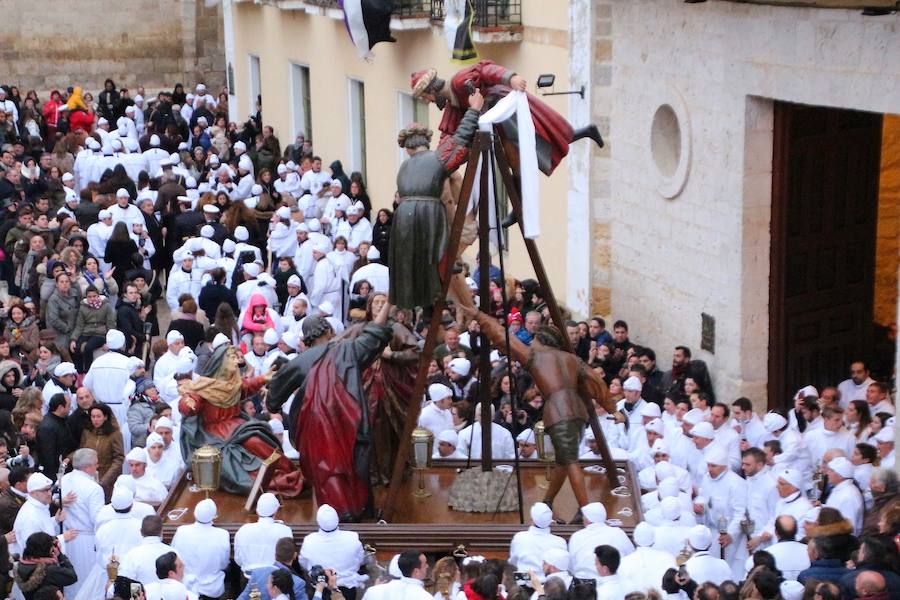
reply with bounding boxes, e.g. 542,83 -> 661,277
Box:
307,237 -> 342,317
823,456 -> 864,535
108,188 -> 143,228
153,331 -> 185,390
84,330 -> 134,449
617,523 -> 676,594
349,247 -> 390,295
682,525 -> 732,587
86,210 -> 114,271
873,427 -> 895,469
300,505 -> 367,592
117,447 -> 168,505
74,486 -> 145,600
837,362 -> 874,408
432,430 -> 466,459
694,446 -> 747,579
268,207 -> 299,260
741,448 -> 779,556
234,493 -> 293,573
456,404 -> 515,460
568,502 -> 634,579
334,203 -> 372,252
234,226 -> 263,264
418,384 -> 455,439
12,473 -> 77,558
236,265 -> 280,312
60,449 -> 105,596
742,515 -> 809,581
152,417 -> 185,479
762,468 -> 812,542
145,433 -> 179,489
171,499 -> 230,599
94,482 -> 156,529
118,515 -> 177,586
764,413 -> 812,490
804,407 -> 856,469
651,497 -> 694,557
143,135 -> 170,177
509,503 -> 567,575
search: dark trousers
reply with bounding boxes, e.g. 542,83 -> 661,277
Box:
338,588 -> 356,600
74,335 -> 106,372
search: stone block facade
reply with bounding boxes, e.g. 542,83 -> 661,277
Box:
599,0 -> 900,406
0,0 -> 224,95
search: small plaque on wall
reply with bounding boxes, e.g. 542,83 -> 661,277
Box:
701,313 -> 715,354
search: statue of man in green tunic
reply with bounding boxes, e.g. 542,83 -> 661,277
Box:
388,90 -> 484,310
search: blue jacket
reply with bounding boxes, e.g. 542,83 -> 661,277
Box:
237,563 -> 308,600
798,559 -> 850,586
840,566 -> 900,600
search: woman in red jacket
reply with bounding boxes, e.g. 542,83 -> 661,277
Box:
42,90 -> 63,147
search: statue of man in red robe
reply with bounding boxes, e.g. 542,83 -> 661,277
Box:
410,59 -> 603,176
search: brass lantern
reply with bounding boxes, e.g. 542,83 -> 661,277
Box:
533,421 -> 553,490
411,427 -> 434,498
191,445 -> 222,498
106,551 -> 119,581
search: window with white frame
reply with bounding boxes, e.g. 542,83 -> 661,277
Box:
290,63 -> 312,141
348,78 -> 367,178
248,54 -> 261,119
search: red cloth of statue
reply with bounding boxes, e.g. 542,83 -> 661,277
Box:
439,60 -> 573,176
179,350 -> 303,497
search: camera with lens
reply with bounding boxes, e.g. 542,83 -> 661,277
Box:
309,565 -> 327,585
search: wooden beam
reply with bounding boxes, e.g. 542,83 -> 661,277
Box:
477,136 -> 494,472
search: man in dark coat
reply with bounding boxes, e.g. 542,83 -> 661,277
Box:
198,268 -> 238,318
0,466 -> 31,533
116,283 -> 147,356
36,394 -> 75,479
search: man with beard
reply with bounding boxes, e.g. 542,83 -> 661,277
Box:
660,345 -> 715,401
267,299 -> 394,522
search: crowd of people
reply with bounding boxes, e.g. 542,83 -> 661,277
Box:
0,79 -> 896,600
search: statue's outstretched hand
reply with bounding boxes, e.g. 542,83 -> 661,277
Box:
510,75 -> 527,91
469,90 -> 484,111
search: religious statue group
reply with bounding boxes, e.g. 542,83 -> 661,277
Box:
177,59 -> 605,522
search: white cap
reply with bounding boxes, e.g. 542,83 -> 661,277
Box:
117,187 -> 131,199
780,581 -> 804,600
175,353 -> 195,375
212,333 -> 230,349
169,152 -> 180,165
166,330 -> 185,345
125,105 -> 135,114
517,429 -> 536,444
633,522 -> 655,547
312,237 -> 332,255
223,239 -> 236,254
200,224 -> 215,239
489,349 -> 501,363
150,134 -> 160,147
98,208 -> 112,221
388,555 -> 402,578
154,416 -> 174,432
661,497 -> 681,521
307,219 -> 322,232
651,439 -> 670,456
641,403 -> 662,418
334,197 -> 350,212
705,446 -> 728,466
688,525 -> 713,551
111,485 -> 134,510
777,468 -> 803,491
330,179 -> 342,189
194,498 -> 217,524
581,502 -> 606,524
623,376 -> 642,392
276,206 -> 291,220
87,138 -> 101,150
763,412 -> 788,433
317,504 -> 340,531
428,383 -> 453,402
62,172 -> 74,183
196,83 -> 207,93
318,300 -> 334,316
277,164 -> 287,175
873,427 -> 895,444
256,492 -> 280,517
437,429 -> 458,446
251,184 -> 263,196
346,202 -> 363,216
26,473 -> 53,492
449,358 -> 471,377
98,117 -> 109,126
690,422 -> 715,439
106,329 -> 126,350
644,418 -> 665,435
208,155 -> 220,166
367,246 -> 381,260
263,328 -> 280,345
795,384 -> 819,399
146,432 -> 164,447
656,475 -> 679,498
243,263 -> 261,278
54,362 -> 77,377
234,226 -> 249,241
530,502 -> 553,528
683,408 -> 705,426
543,548 -> 569,572
238,155 -> 253,172
828,456 -> 854,479
126,447 -> 148,463
287,274 -> 303,287
282,331 -> 299,351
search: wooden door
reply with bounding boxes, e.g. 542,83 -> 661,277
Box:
769,103 -> 883,409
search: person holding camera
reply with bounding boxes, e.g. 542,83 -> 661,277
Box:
299,505 -> 365,600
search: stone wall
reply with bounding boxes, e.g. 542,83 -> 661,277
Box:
0,0 -> 224,95
608,0 -> 900,406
